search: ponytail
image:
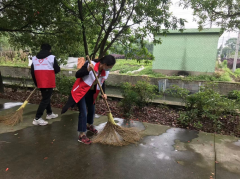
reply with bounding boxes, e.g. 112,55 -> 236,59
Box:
93,55 -> 116,66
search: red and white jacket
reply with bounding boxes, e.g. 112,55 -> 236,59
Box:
71,61 -> 109,104
32,55 -> 56,88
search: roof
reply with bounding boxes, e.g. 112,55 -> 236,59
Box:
157,28 -> 222,35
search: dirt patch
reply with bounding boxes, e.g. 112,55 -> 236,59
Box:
0,87 -> 240,137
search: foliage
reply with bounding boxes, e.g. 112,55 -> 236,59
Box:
225,38 -> 240,51
0,35 -> 11,51
1,0 -> 186,64
163,85 -> 189,102
133,79 -> 159,108
180,0 -> 240,31
119,82 -> 138,117
0,50 -> 29,67
0,0 -> 88,64
111,40 -> 154,61
56,73 -> 76,96
177,83 -> 239,131
228,90 -> 240,101
120,79 -> 159,116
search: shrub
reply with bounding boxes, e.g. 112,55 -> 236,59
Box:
163,85 -> 189,103
228,90 -> 240,101
133,79 -> 159,108
177,83 -> 239,131
56,74 -> 76,96
120,79 -> 160,116
120,82 -> 138,117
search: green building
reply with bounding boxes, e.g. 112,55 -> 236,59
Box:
152,28 -> 221,75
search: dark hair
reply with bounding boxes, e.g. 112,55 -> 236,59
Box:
41,44 -> 51,51
93,55 -> 116,66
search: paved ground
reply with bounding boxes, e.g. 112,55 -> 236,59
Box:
0,98 -> 240,179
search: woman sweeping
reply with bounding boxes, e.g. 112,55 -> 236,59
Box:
61,55 -> 116,144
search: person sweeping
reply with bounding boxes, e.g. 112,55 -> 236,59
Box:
31,44 -> 60,126
61,55 -> 116,144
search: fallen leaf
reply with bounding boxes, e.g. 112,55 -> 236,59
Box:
6,168 -> 9,171
44,157 -> 48,160
53,139 -> 55,141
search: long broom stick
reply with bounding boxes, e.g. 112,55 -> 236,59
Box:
0,87 -> 37,126
86,56 -> 141,146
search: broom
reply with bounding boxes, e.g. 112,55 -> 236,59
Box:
0,87 -> 37,126
86,56 -> 141,146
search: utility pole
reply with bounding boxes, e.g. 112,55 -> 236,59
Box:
220,36 -> 224,56
232,30 -> 240,72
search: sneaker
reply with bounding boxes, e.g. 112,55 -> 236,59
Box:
87,125 -> 98,134
46,113 -> 58,120
32,118 -> 48,126
78,135 -> 91,145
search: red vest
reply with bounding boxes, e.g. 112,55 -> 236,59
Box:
71,62 -> 109,104
32,55 -> 56,88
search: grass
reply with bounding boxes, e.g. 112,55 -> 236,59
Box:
2,57 -> 240,83
111,59 -> 240,82
134,66 -> 166,77
0,58 -> 29,67
111,59 -> 152,73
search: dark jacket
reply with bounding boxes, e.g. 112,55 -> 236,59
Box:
75,62 -> 105,93
61,61 -> 105,114
31,50 -> 60,87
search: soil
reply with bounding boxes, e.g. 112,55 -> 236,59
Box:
1,87 -> 240,137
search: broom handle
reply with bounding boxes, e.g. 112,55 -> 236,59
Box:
86,56 -> 111,113
26,87 -> 38,101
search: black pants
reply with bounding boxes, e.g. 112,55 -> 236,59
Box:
36,88 -> 53,119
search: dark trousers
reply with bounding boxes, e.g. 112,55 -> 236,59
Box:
36,88 -> 53,119
77,90 -> 95,132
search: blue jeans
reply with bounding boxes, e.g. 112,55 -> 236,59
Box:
77,90 -> 95,132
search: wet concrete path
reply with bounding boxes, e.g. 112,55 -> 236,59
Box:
0,99 -> 240,179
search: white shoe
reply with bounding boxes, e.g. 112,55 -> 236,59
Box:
32,118 -> 48,126
46,113 -> 58,120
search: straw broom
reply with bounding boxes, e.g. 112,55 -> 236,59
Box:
86,56 -> 141,146
0,87 -> 37,126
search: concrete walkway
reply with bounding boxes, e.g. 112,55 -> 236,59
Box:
0,99 -> 240,179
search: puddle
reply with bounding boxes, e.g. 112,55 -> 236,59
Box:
0,102 -> 23,111
233,140 -> 240,147
0,115 -> 215,179
95,118 -> 145,132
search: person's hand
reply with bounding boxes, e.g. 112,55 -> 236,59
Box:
88,64 -> 94,72
102,94 -> 107,100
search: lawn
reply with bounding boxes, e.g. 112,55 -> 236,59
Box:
111,59 -> 240,82
111,59 -> 152,73
0,58 -> 29,68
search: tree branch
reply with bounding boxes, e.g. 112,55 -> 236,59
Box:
90,8 -> 107,58
78,0 -> 89,56
61,2 -> 79,18
83,0 -> 106,32
212,9 -> 240,18
103,2 -> 135,54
